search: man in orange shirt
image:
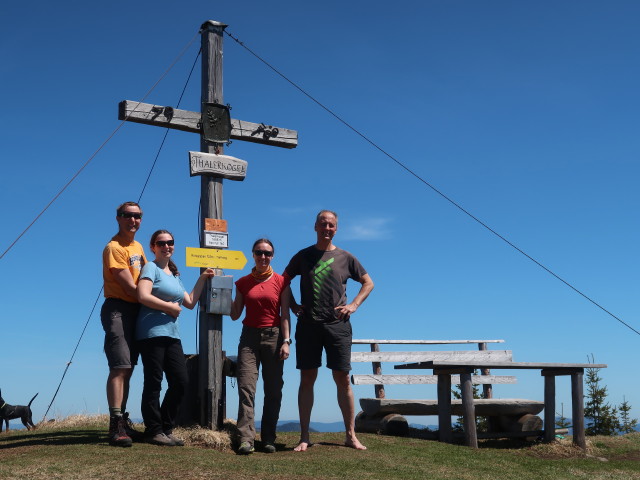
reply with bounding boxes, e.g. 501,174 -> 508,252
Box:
100,201 -> 147,447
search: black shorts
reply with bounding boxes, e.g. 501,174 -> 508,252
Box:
101,298 -> 140,369
294,319 -> 352,371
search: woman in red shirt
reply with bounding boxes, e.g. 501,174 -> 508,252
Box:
230,238 -> 291,454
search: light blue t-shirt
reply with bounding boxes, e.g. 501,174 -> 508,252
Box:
136,261 -> 186,340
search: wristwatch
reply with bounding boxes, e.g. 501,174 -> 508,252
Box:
283,338 -> 293,345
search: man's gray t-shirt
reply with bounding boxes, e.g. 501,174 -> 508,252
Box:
284,246 -> 367,324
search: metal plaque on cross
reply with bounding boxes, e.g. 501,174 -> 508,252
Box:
202,103 -> 231,143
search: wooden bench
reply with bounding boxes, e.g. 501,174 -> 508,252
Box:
352,339 -> 511,397
350,339 -> 544,439
398,360 -> 606,448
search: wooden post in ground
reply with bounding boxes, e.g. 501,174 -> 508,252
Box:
436,372 -> 453,443
370,342 -> 385,399
198,19 -> 225,431
571,371 -> 585,449
543,373 -> 556,443
460,370 -> 478,448
478,342 -> 493,399
479,341 -> 499,433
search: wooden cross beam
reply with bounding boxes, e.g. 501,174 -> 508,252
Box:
119,100 -> 298,149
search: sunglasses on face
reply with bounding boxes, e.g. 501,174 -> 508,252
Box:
253,250 -> 273,257
154,240 -> 175,247
118,212 -> 142,219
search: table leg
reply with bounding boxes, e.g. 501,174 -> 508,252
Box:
437,373 -> 452,443
460,371 -> 478,448
543,374 -> 556,443
571,372 -> 586,449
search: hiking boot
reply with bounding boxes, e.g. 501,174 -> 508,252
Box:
122,412 -> 144,442
108,415 -> 132,447
145,432 -> 177,446
237,441 -> 254,454
263,443 -> 276,453
164,432 -> 185,447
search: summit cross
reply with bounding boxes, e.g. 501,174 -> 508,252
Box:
118,20 -> 298,430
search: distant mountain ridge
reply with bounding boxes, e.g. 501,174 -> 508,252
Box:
256,420 -> 346,433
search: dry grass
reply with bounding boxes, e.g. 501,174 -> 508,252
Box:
37,413 -> 110,430
177,419 -> 236,450
520,432 -> 640,462
36,413 -> 235,451
522,436 -> 596,459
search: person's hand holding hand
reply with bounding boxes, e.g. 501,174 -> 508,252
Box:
165,302 -> 182,319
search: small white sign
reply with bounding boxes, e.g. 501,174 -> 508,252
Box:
204,231 -> 229,248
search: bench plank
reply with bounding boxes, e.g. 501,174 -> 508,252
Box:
352,339 -> 505,345
395,361 -> 606,370
360,398 -> 544,417
351,350 -> 513,363
351,374 -> 517,385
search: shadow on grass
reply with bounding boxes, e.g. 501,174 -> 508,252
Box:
402,427 -> 544,450
246,439 -> 349,453
313,441 -> 351,448
249,440 -> 296,453
0,429 -> 104,449
475,438 -> 542,450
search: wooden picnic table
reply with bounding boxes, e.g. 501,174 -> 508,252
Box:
395,360 -> 607,449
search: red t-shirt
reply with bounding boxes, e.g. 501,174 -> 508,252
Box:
235,273 -> 286,328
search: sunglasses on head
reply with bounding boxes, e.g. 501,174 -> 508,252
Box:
155,240 -> 175,247
118,211 -> 142,219
253,249 -> 273,257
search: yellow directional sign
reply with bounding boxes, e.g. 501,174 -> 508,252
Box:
185,247 -> 247,270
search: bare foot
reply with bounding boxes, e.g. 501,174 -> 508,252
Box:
294,440 -> 311,452
345,437 -> 367,450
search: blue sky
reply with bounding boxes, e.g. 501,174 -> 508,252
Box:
2,1 -> 640,428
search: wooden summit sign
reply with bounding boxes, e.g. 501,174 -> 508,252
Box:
189,151 -> 247,180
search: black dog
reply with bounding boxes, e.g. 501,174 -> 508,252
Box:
0,390 -> 38,432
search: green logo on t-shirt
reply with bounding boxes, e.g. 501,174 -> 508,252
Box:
312,257 -> 335,312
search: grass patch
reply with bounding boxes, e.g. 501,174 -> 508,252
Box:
1,416 -> 640,479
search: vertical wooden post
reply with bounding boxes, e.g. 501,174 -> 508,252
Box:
478,342 -> 499,432
436,372 -> 453,443
478,342 -> 492,399
198,19 -> 227,430
571,371 -> 586,449
370,342 -> 385,399
543,372 -> 556,443
460,370 -> 478,448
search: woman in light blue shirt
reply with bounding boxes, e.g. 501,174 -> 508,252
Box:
137,229 -> 214,447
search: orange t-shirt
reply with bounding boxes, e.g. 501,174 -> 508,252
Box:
102,235 -> 146,303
